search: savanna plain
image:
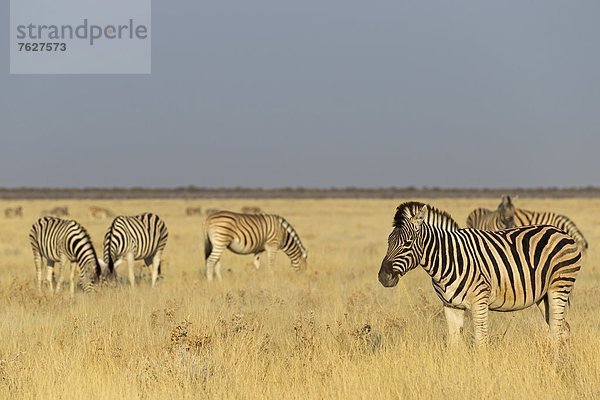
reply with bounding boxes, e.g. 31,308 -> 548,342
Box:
0,198 -> 599,399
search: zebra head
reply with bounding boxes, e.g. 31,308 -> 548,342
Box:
379,203 -> 427,287
292,250 -> 308,271
498,195 -> 515,229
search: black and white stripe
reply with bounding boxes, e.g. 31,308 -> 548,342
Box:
467,195 -> 587,253
100,212 -> 168,287
203,211 -> 308,281
379,202 -> 582,346
29,217 -> 100,295
466,195 -> 515,230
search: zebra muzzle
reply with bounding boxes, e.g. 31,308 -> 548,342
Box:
378,260 -> 399,287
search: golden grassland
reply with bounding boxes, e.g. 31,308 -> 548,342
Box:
0,198 -> 598,399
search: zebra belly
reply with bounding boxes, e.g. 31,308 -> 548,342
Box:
488,294 -> 543,312
228,239 -> 263,255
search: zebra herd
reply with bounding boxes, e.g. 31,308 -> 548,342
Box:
28,209 -> 307,291
28,196 -> 587,349
29,212 -> 168,295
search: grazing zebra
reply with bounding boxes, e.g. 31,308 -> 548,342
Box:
241,206 -> 263,214
29,217 -> 101,295
467,195 -> 588,253
98,213 -> 168,287
42,206 -> 69,217
466,195 -> 515,230
378,202 -> 582,347
203,211 -> 307,281
185,207 -> 203,216
89,206 -> 115,220
4,206 -> 23,218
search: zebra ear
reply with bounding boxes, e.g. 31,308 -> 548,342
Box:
413,205 -> 427,228
501,194 -> 512,206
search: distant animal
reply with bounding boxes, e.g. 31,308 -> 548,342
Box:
29,217 -> 101,295
205,208 -> 220,215
4,206 -> 23,218
42,206 -> 69,217
203,211 -> 307,281
466,195 -> 515,230
98,213 -> 168,288
467,195 -> 587,253
379,202 -> 582,347
241,206 -> 263,214
185,207 -> 203,216
89,206 -> 114,220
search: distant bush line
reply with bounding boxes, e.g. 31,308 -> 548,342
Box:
1,186 -> 600,199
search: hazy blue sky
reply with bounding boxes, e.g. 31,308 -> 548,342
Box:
2,1 -> 599,188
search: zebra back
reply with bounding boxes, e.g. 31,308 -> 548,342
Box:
514,208 -> 588,251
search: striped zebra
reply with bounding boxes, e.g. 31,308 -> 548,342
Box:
203,211 -> 307,281
98,213 -> 168,287
29,217 -> 101,295
467,195 -> 588,253
466,195 -> 515,230
378,202 -> 582,346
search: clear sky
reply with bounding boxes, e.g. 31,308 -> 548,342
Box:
2,1 -> 599,188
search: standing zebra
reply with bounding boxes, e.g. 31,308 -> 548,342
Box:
467,195 -> 588,253
98,213 -> 168,287
29,217 -> 101,295
379,202 -> 582,347
466,195 -> 515,230
203,211 -> 307,281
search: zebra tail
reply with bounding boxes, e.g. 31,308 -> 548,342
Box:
204,234 -> 213,260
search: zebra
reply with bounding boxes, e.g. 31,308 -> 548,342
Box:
466,195 -> 515,230
89,206 -> 115,220
29,217 -> 101,295
41,206 -> 69,217
98,213 -> 168,288
378,201 -> 582,347
185,207 -> 203,216
467,195 -> 588,253
241,206 -> 263,214
203,211 -> 307,281
4,206 -> 23,218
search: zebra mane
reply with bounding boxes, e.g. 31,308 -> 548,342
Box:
277,216 -> 306,255
73,222 -> 102,276
393,201 -> 459,230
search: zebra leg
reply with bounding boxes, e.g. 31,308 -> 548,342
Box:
69,261 -> 77,298
46,260 -> 55,292
127,252 -> 136,288
471,301 -> 490,346
33,250 -> 43,292
150,251 -> 161,288
444,306 -> 465,345
253,252 -> 264,269
54,263 -> 62,294
205,246 -> 224,282
265,248 -> 277,269
55,257 -> 67,294
215,261 -> 223,281
547,290 -> 571,346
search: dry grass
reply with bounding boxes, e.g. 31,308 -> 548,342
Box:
0,198 -> 599,399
